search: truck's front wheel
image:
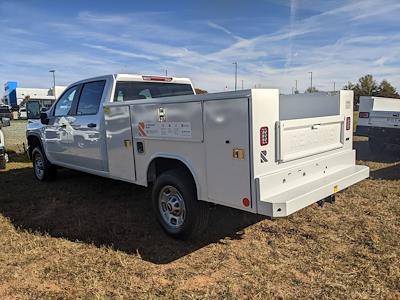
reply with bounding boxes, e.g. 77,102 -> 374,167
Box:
152,169 -> 209,239
32,147 -> 57,181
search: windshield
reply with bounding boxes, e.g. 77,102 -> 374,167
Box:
113,81 -> 194,102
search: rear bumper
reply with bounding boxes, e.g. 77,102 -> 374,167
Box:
256,155 -> 369,217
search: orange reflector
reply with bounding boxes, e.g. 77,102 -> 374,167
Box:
242,198 -> 250,207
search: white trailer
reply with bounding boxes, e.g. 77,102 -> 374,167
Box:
356,96 -> 400,153
27,75 -> 369,238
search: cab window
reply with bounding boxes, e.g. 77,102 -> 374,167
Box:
54,85 -> 79,117
76,81 -> 106,115
113,81 -> 194,102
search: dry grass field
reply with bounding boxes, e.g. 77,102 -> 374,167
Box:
0,119 -> 399,299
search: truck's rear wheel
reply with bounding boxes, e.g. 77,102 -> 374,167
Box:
369,137 -> 386,154
152,169 -> 209,239
32,147 -> 57,181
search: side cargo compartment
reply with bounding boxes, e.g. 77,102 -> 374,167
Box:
203,97 -> 254,212
104,105 -> 136,182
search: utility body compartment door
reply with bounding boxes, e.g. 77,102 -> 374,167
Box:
276,115 -> 344,163
104,105 -> 136,182
204,98 -> 253,211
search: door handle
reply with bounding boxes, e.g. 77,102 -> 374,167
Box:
87,123 -> 97,128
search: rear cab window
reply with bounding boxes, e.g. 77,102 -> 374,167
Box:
113,81 -> 194,102
76,81 -> 106,115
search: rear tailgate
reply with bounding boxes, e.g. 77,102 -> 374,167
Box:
276,115 -> 344,162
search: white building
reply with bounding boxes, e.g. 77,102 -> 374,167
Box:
3,81 -> 67,108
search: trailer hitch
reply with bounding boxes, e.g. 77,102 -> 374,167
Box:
325,194 -> 336,204
317,195 -> 336,207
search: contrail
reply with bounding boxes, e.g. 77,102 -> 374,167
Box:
285,0 -> 297,69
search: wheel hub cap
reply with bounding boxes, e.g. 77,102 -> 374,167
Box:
34,155 -> 44,179
159,186 -> 186,228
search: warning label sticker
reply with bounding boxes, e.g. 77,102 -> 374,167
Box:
137,122 -> 192,138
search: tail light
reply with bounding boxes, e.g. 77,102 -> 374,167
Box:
142,76 -> 173,82
260,126 -> 269,146
359,112 -> 369,118
346,117 -> 351,130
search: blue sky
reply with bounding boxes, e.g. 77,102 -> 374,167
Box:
0,0 -> 399,93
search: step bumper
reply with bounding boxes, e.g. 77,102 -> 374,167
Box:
257,165 -> 369,217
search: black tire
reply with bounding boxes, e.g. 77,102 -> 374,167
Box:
0,147 -> 6,170
32,147 -> 57,181
369,137 -> 385,154
152,169 -> 209,239
0,158 -> 5,170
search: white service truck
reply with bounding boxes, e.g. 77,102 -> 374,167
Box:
26,74 -> 369,238
356,96 -> 400,153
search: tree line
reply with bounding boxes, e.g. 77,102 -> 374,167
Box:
343,74 -> 399,105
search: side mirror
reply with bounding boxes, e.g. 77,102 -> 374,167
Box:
40,112 -> 50,125
0,117 -> 10,127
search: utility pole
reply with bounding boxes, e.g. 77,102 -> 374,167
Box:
295,79 -> 298,93
233,62 -> 238,91
308,72 -> 313,93
49,70 -> 56,99
333,81 -> 336,92
241,80 -> 244,90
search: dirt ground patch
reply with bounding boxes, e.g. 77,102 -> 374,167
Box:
0,124 -> 399,299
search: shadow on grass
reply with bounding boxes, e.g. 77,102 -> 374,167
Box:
370,164 -> 400,181
0,167 -> 264,264
354,139 -> 400,163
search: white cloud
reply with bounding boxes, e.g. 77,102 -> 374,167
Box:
82,43 -> 159,61
207,21 -> 243,40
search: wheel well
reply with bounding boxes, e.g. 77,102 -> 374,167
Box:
147,157 -> 196,187
27,135 -> 41,160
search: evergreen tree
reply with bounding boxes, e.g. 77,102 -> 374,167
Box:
377,80 -> 399,98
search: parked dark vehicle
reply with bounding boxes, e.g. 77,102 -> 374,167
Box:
0,106 -> 13,120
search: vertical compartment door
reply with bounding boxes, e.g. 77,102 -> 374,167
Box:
204,98 -> 252,211
104,105 -> 136,182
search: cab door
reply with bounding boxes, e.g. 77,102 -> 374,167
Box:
67,80 -> 106,171
44,84 -> 81,165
